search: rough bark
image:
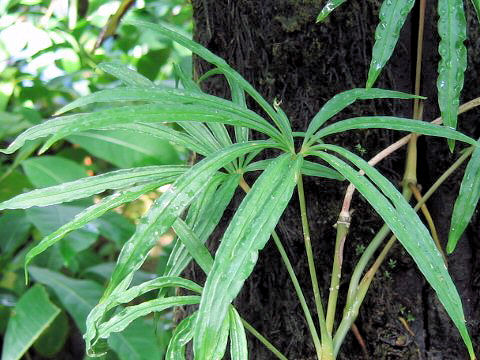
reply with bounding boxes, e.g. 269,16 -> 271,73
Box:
186,0 -> 480,358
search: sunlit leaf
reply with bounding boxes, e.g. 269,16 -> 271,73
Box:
437,0 -> 467,151
194,154 -> 302,358
448,146 -> 480,253
366,0 -> 415,88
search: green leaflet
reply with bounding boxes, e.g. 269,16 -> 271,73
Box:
0,165 -> 187,210
246,159 -> 344,180
448,146 -> 479,253
24,183 -> 163,277
366,0 -> 415,88
86,277 -> 202,354
172,219 -> 214,274
117,122 -> 210,156
101,141 -> 276,300
229,307 -> 248,360
96,296 -> 200,342
127,19 -> 294,151
165,174 -> 240,278
303,88 -> 422,144
193,154 -> 302,359
316,0 -> 348,22
437,0 -> 467,151
312,116 -> 477,146
165,313 -> 197,360
1,285 -> 60,360
311,146 -> 475,359
472,0 -> 480,23
55,87 -> 267,126
98,62 -> 154,88
0,103 -> 282,155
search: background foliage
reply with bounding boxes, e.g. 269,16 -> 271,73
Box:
0,1 -> 192,359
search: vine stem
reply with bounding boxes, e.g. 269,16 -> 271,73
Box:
242,320 -> 288,360
239,176 -> 323,359
333,146 -> 474,354
297,173 -> 334,359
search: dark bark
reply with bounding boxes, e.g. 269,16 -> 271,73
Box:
186,1 -> 480,358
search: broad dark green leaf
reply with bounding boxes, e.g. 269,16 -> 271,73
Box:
229,307 -> 248,360
98,62 -> 154,88
0,165 -> 187,210
22,156 -> 86,188
29,267 -> 103,333
0,210 -> 31,254
24,183 -> 162,273
366,0 -> 415,88
1,285 -> 60,360
304,88 -> 422,143
68,129 -> 182,168
33,311 -> 69,358
448,146 -> 480,253
194,154 -> 302,359
165,313 -> 196,360
127,20 -> 293,150
102,142 -> 276,300
27,203 -> 98,253
108,318 -> 167,360
316,0 -> 347,22
311,145 -> 475,358
437,0 -> 467,151
312,116 -> 477,146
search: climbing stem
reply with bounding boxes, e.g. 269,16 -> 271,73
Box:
326,216 -> 349,335
240,175 -> 323,359
242,320 -> 288,360
297,173 -> 334,358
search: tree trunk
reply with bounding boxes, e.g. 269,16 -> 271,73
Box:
187,1 -> 480,358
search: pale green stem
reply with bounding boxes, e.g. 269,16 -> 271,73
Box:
240,177 -> 322,358
271,231 -> 323,359
242,319 -> 288,360
297,173 -> 334,358
325,219 -> 349,335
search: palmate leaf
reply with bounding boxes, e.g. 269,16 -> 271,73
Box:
303,88 -> 423,143
437,0 -> 467,151
310,145 -> 475,359
366,0 -> 415,88
448,146 -> 480,253
127,19 -> 293,150
316,0 -> 348,22
0,165 -> 187,210
0,104 -> 283,155
101,141 -> 277,300
194,154 -> 302,359
312,116 -> 477,145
